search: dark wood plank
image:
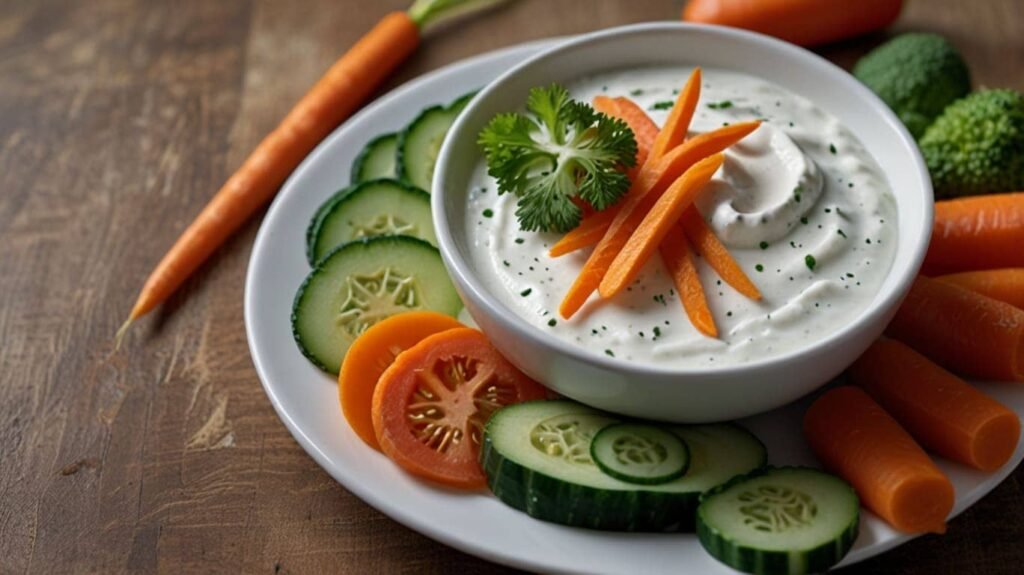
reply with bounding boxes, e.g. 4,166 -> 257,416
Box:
0,1 -> 1021,574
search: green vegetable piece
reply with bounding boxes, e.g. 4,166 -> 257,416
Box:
853,33 -> 970,140
478,84 -> 637,233
919,89 -> 1024,198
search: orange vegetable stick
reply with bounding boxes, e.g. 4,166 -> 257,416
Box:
559,121 -> 760,318
924,192 -> 1024,274
601,154 -> 725,297
937,268 -> 1024,310
850,339 -> 1021,471
661,225 -> 717,337
887,275 -> 1024,382
339,311 -> 463,450
116,0 -> 502,344
804,386 -> 954,534
549,96 -> 660,258
683,0 -> 903,48
649,67 -> 701,161
679,207 -> 761,300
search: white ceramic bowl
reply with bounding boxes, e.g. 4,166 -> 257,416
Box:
432,23 -> 932,422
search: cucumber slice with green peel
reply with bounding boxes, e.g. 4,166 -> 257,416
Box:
591,423 -> 690,485
309,179 -> 435,264
351,132 -> 398,184
697,467 -> 859,575
396,91 -> 475,193
481,400 -> 767,531
306,186 -> 351,265
291,236 -> 461,374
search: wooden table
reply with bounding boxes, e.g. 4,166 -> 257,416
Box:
3,0 -> 1022,572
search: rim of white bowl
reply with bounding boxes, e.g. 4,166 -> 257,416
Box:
432,21 -> 933,379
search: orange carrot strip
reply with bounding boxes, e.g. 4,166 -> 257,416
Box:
683,0 -> 903,48
119,12 -> 421,342
887,275 -> 1024,382
661,225 -> 717,337
559,121 -> 760,318
850,339 -> 1021,471
804,386 -> 954,534
649,67 -> 701,161
601,154 -> 725,297
679,208 -> 762,300
937,268 -> 1024,310
924,192 -> 1024,275
549,96 -> 661,258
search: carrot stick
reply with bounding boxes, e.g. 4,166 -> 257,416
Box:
601,154 -> 725,297
683,0 -> 903,48
592,96 -> 657,170
548,96 -> 661,258
116,0 -> 504,344
679,207 -> 761,300
804,386 -> 954,534
887,275 -> 1024,382
850,339 -> 1021,471
661,225 -> 717,337
937,268 -> 1024,310
559,122 -> 759,319
924,192 -> 1024,274
649,68 -> 701,161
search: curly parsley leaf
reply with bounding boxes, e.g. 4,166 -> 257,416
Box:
478,84 -> 637,233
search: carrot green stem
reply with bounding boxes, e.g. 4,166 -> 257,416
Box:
407,0 -> 510,29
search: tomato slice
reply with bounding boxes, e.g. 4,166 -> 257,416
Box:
372,327 -> 548,489
339,311 -> 464,451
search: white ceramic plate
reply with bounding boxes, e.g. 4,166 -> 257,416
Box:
244,39 -> 1024,574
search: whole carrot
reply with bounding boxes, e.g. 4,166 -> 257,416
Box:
118,0 -> 506,343
887,275 -> 1024,382
683,0 -> 903,47
804,386 -> 953,534
850,339 -> 1021,471
924,192 -> 1024,275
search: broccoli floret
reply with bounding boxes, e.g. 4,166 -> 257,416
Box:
919,89 -> 1024,198
854,33 -> 971,139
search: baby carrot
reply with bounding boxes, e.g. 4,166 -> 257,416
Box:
679,208 -> 761,300
850,339 -> 1021,471
661,225 -> 717,337
601,154 -> 725,297
117,0 -> 504,343
924,192 -> 1024,274
887,275 -> 1024,382
804,386 -> 954,534
937,268 -> 1024,310
683,0 -> 903,48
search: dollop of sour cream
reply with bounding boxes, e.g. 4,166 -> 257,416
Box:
464,67 -> 898,368
698,123 -> 824,249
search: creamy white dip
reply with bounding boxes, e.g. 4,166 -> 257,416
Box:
464,67 -> 898,368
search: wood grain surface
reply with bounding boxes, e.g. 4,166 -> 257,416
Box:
1,0 -> 1022,573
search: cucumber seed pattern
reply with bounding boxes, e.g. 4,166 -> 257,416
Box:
337,267 -> 420,337
612,433 -> 669,467
351,214 -> 417,239
530,415 -> 598,464
738,485 -> 818,533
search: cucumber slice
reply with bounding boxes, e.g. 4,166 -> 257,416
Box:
309,179 -> 435,264
292,236 -> 461,374
481,400 -> 767,531
697,467 -> 859,575
396,91 -> 475,193
351,133 -> 398,184
306,186 -> 351,265
591,423 -> 690,485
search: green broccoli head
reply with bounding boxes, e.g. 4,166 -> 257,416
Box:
919,89 -> 1024,198
854,33 -> 971,139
